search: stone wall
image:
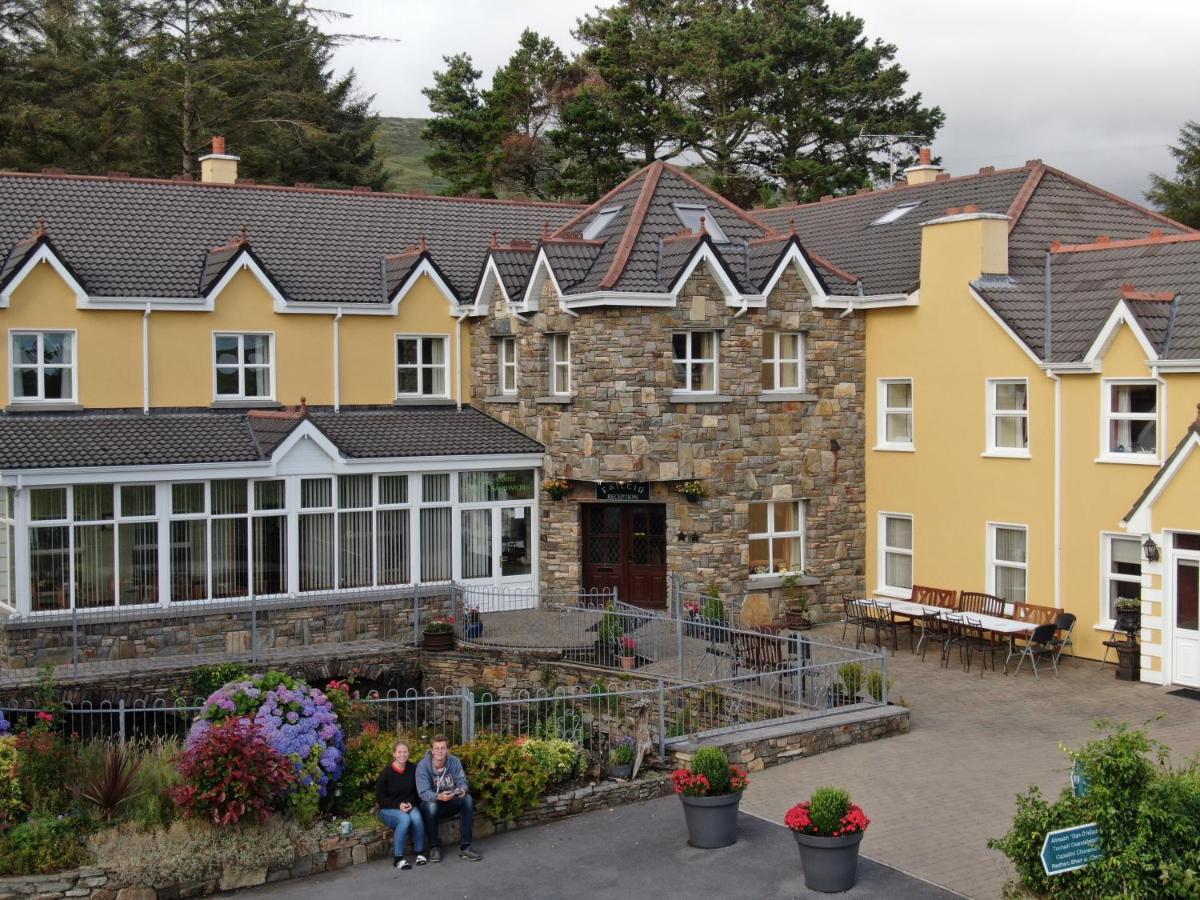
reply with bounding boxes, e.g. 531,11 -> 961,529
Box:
469,265 -> 866,619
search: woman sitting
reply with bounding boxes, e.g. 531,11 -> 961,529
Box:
375,741 -> 428,870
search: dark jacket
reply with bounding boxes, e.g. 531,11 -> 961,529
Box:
375,762 -> 420,809
415,750 -> 468,803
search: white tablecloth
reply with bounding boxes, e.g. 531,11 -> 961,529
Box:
860,598 -> 1034,634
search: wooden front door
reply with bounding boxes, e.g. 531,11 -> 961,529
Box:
582,504 -> 667,607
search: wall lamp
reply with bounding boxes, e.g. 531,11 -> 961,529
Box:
1143,535 -> 1160,563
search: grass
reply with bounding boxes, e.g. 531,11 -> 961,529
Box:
374,117 -> 446,194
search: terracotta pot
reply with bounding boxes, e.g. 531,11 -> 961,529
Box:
620,655 -> 636,670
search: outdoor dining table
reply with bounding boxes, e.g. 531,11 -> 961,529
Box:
859,598 -> 1036,672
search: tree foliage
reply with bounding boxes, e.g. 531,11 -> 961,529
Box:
1147,121 -> 1200,228
0,0 -> 386,188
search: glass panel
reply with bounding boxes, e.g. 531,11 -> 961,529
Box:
74,523 -> 115,608
299,513 -> 334,592
30,488 -> 67,521
885,516 -> 912,551
774,502 -> 799,534
244,335 -> 269,365
994,527 -> 1026,564
1175,533 -> 1200,552
377,509 -> 409,585
253,515 -> 287,595
211,518 -> 248,599
301,478 -> 332,509
420,507 -> 452,582
995,416 -> 1028,449
886,382 -> 911,409
74,485 -> 114,522
422,474 -> 450,504
423,363 -> 445,396
43,368 -> 68,399
120,485 -> 155,518
338,510 -> 373,588
501,507 -> 532,577
1108,577 -> 1140,620
694,361 -> 715,392
243,367 -> 267,398
995,565 -> 1026,604
43,332 -> 70,364
118,521 -> 158,605
885,550 -> 913,589
885,412 -> 911,443
211,479 -> 247,516
748,538 -> 770,573
748,503 -> 767,535
1113,384 -> 1156,414
779,360 -> 799,390
15,368 -> 37,398
13,334 -> 38,364
761,362 -> 775,391
254,480 -> 285,511
397,369 -> 418,394
397,338 -> 418,365
425,337 -> 445,365
339,475 -> 372,510
1111,537 -> 1142,570
772,535 -> 802,572
1176,560 -> 1199,632
214,335 -> 239,366
459,471 -> 534,503
672,333 -> 687,360
995,382 -> 1026,411
215,367 -> 240,396
30,526 -> 69,611
379,475 -> 408,506
170,519 -> 208,601
173,483 -> 205,515
461,509 -> 492,580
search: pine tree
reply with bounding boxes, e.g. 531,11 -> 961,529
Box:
1147,121 -> 1200,228
421,53 -> 496,196
550,76 -> 634,202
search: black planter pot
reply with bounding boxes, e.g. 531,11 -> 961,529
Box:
793,830 -> 864,893
422,630 -> 455,651
1115,607 -> 1141,636
605,762 -> 633,780
679,791 -> 742,848
465,622 -> 484,640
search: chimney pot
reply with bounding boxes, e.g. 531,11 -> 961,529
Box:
1096,235 -> 1111,244
1051,240 -> 1063,251
919,146 -> 932,166
978,165 -> 995,175
946,206 -> 963,216
212,136 -> 226,155
1121,282 -> 1136,293
962,203 -> 981,213
1150,228 -> 1165,239
1025,159 -> 1043,168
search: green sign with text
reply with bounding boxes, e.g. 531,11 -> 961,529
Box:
1041,823 -> 1102,876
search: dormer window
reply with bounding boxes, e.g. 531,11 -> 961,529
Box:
673,204 -> 728,243
870,201 -> 921,226
582,205 -> 622,240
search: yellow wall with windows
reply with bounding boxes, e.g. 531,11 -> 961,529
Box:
1,263 -> 471,410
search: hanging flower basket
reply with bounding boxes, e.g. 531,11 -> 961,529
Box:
676,480 -> 705,503
543,477 -> 569,500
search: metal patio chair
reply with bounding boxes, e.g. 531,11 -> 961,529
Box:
1012,622 -> 1060,679
1050,612 -> 1077,665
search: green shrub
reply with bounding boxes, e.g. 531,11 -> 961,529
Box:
691,747 -> 732,795
454,736 -> 548,822
808,786 -> 851,834
338,723 -> 395,814
837,663 -> 865,699
865,670 -> 893,703
700,589 -> 726,624
0,814 -> 90,875
989,721 -> 1200,898
183,663 -> 248,703
89,818 -> 318,887
125,739 -> 182,831
533,704 -> 585,743
171,719 -> 296,825
14,725 -> 74,814
75,741 -> 144,823
520,738 -> 581,788
0,737 -> 26,829
597,605 -> 623,646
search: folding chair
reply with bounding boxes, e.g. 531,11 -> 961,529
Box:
1012,622 -> 1060,679
1050,612 -> 1077,664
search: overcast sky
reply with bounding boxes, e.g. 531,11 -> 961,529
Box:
322,0 -> 1198,204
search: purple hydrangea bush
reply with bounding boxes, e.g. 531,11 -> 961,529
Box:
187,671 -> 344,818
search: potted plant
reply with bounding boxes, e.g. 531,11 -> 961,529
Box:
464,606 -> 484,640
597,604 -> 623,665
683,599 -> 704,637
619,635 -> 638,669
676,480 -> 705,503
606,736 -> 636,779
543,476 -> 569,500
785,786 -> 870,893
782,572 -> 812,630
673,746 -> 750,848
829,662 -> 864,707
700,587 -> 728,643
422,616 -> 455,651
1115,597 -> 1141,636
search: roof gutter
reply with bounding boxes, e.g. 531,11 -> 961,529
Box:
840,280 -> 864,318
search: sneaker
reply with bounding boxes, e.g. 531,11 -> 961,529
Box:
415,854 -> 428,866
396,858 -> 411,871
459,846 -> 482,862
428,847 -> 442,863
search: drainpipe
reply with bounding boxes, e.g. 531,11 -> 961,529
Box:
733,296 -> 749,318
839,281 -> 863,318
142,304 -> 151,414
1049,370 -> 1062,610
455,308 -> 470,411
333,307 -> 343,412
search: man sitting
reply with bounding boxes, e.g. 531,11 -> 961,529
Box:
415,734 -> 482,862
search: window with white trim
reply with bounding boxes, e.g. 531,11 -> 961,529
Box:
987,379 -> 1029,453
880,514 -> 913,593
672,331 -> 718,393
877,379 -> 913,448
748,500 -> 805,575
761,332 -> 804,392
582,205 -> 621,240
1103,380 -> 1157,457
11,331 -> 74,402
870,201 -> 921,226
396,335 -> 448,397
214,333 -> 272,400
989,523 -> 1027,604
498,337 -> 517,395
550,334 -> 571,395
1103,534 -> 1141,621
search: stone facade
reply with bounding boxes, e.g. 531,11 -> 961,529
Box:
470,264 -> 866,617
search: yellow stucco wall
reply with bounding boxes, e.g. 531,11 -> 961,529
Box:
1,263 -> 470,409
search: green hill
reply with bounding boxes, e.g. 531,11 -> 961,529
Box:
375,117 -> 446,194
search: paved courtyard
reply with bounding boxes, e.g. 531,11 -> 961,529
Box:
740,624 -> 1200,899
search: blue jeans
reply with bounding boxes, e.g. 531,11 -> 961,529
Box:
378,807 -> 425,857
421,794 -> 474,849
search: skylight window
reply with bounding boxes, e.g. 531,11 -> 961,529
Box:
871,201 -> 921,226
673,204 -> 729,243
582,205 -> 622,240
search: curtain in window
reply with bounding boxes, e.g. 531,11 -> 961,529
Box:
170,520 -> 207,601
461,509 -> 492,580
377,509 -> 410,585
253,515 -> 287,595
424,338 -> 446,395
118,522 -> 158,604
74,524 -> 115,608
420,507 -> 451,582
211,518 -> 248,599
30,526 -> 69,611
338,511 -> 373,588
299,513 -> 334,592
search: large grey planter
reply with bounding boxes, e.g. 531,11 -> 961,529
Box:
793,830 -> 864,893
679,791 -> 742,848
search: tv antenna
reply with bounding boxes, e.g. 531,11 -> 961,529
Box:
858,130 -> 927,187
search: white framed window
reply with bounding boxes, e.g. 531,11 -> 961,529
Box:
748,500 -> 805,575
1102,534 -> 1141,622
673,204 -> 729,242
396,335 -> 448,398
879,513 -> 913,595
877,379 -> 913,449
10,330 -> 75,403
550,334 -> 571,396
582,205 -> 621,240
986,379 -> 1029,455
988,523 -> 1028,604
498,337 -> 517,395
870,201 -> 921,226
672,331 -> 718,393
1102,380 -> 1157,460
214,333 -> 273,400
761,332 -> 804,392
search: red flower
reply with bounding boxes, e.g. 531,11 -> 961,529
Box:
35,711 -> 53,724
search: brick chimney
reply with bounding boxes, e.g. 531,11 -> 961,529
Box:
904,146 -> 944,186
199,136 -> 240,185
